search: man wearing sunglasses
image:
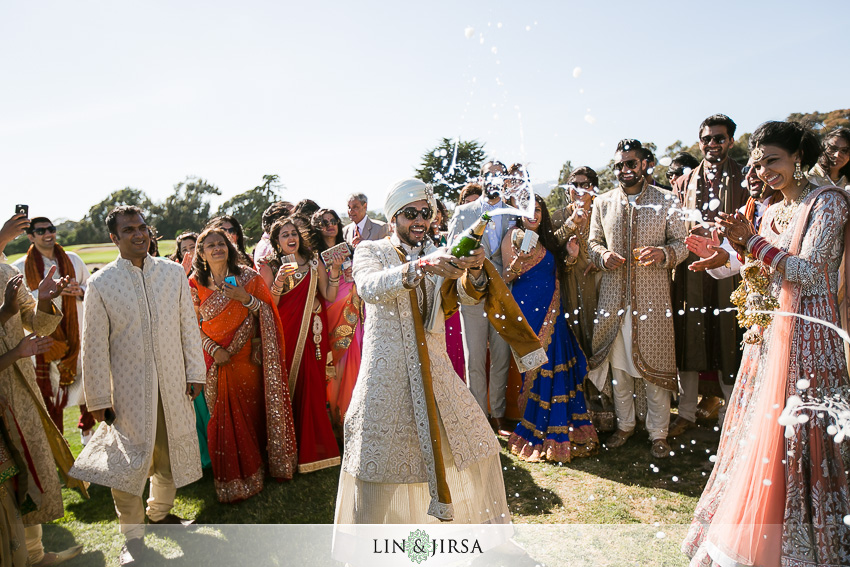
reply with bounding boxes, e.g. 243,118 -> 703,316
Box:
11,217 -> 95,446
587,139 -> 688,459
447,160 -> 516,436
670,114 -> 748,438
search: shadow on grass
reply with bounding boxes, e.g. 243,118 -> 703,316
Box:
500,452 -> 565,517
500,417 -> 720,500
42,523 -> 107,567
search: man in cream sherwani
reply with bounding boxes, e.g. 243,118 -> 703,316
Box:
69,206 -> 205,567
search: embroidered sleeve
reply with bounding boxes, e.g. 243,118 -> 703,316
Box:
81,282 -> 113,411
178,272 -> 206,384
662,203 -> 689,269
783,191 -> 848,294
353,241 -> 410,304
588,200 -> 610,270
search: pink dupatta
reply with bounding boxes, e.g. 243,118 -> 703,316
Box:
704,186 -> 850,566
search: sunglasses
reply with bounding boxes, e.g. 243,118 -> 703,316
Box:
33,226 -> 57,236
826,143 -> 850,157
614,159 -> 641,171
316,218 -> 339,228
220,227 -> 238,235
398,206 -> 433,221
571,181 -> 594,189
700,134 -> 727,145
666,168 -> 685,180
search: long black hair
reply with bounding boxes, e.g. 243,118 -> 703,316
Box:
207,215 -> 252,266
749,121 -> 821,170
516,194 -> 563,262
192,228 -> 242,288
819,127 -> 850,182
170,231 -> 198,263
268,215 -> 315,272
310,208 -> 344,254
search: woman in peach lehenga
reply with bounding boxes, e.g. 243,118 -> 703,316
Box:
684,121 -> 850,566
190,228 -> 297,502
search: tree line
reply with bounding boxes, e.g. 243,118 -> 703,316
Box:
8,109 -> 847,255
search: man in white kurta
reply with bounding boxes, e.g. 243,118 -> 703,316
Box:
69,207 -> 205,564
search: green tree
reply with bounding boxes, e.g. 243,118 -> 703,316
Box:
217,174 -> 285,242
152,177 -> 221,239
415,137 -> 486,203
545,160 -> 573,212
72,187 -> 154,244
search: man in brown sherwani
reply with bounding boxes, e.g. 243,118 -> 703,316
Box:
588,139 -> 688,459
670,114 -> 747,436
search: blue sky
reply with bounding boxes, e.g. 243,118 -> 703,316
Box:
2,0 -> 848,223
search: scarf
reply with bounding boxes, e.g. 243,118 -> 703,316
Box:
24,245 -> 80,431
681,158 -> 747,230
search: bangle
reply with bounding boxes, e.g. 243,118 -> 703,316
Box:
564,255 -> 578,266
271,284 -> 284,295
203,337 -> 219,356
242,294 -> 260,312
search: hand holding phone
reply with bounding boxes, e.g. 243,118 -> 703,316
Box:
14,204 -> 28,218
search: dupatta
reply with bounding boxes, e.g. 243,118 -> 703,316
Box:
704,186 -> 850,566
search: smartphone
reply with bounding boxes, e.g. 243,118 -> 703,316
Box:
224,275 -> 238,287
14,204 -> 28,217
104,407 -> 116,425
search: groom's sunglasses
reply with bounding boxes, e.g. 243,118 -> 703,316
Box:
398,206 -> 433,221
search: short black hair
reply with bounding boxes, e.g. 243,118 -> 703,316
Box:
569,166 -> 599,187
106,206 -> 145,236
750,121 -> 821,170
670,152 -> 700,170
616,139 -> 643,153
479,160 -> 507,176
699,114 -> 737,138
25,217 -> 52,234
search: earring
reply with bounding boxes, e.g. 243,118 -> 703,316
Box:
794,162 -> 804,186
201,257 -> 208,270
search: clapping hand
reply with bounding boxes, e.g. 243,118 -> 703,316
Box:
685,231 -> 729,272
716,211 -> 755,255
1,274 -> 23,316
14,332 -> 54,359
566,235 -> 580,259
37,266 -> 70,301
61,279 -> 84,297
569,207 -> 589,227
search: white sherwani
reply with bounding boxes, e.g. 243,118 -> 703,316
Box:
334,235 -> 510,526
69,255 -> 206,495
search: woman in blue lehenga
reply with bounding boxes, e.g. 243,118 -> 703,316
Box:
501,194 -> 598,462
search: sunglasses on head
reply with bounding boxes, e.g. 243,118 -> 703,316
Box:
316,218 -> 339,228
614,159 -> 641,171
700,134 -> 727,145
826,143 -> 850,157
33,226 -> 57,236
398,206 -> 433,221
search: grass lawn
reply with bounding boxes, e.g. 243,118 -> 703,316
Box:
44,409 -> 719,566
7,241 -> 176,267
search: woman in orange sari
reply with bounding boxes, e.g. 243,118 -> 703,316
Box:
260,215 -> 342,473
310,208 -> 362,431
190,228 -> 297,502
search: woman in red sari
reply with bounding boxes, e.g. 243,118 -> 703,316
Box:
260,215 -> 342,473
190,228 -> 297,502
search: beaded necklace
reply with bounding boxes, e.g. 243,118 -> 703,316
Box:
773,183 -> 812,232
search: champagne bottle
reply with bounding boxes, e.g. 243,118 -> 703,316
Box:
451,212 -> 491,257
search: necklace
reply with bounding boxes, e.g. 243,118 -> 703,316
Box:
773,183 -> 812,232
